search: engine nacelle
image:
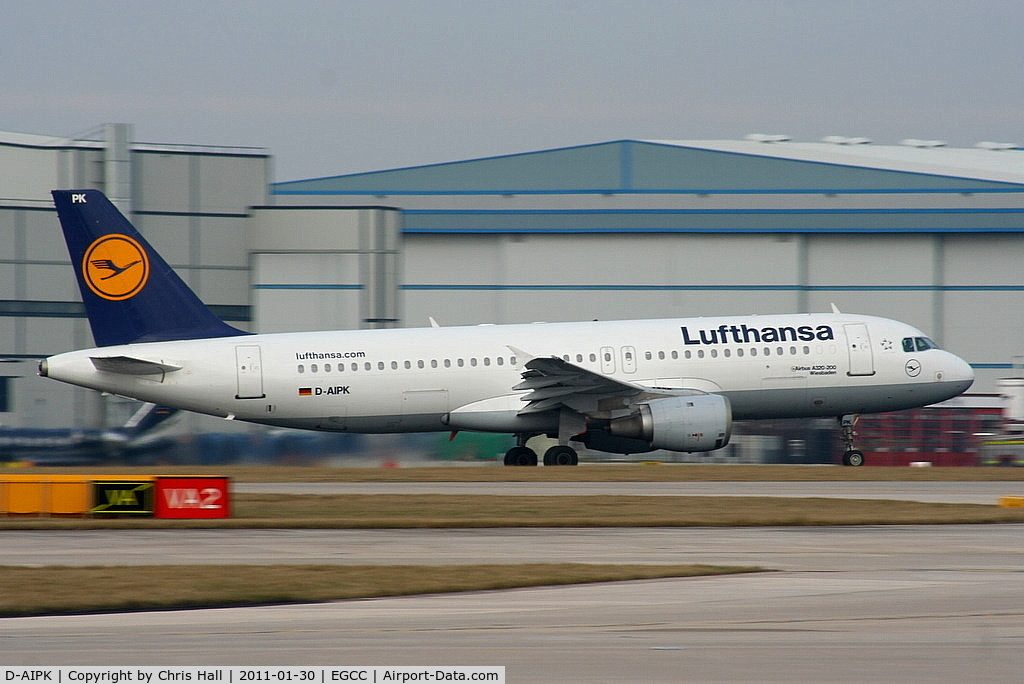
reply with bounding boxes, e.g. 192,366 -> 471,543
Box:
608,394 -> 732,452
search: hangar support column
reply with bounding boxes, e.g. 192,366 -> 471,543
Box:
796,234 -> 810,313
103,123 -> 133,216
248,206 -> 402,332
932,234 -> 945,346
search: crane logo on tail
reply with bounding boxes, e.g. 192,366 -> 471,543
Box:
82,234 -> 150,301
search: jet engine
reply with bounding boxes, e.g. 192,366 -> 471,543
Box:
605,394 -> 732,452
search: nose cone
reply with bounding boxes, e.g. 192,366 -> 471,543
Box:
944,352 -> 975,395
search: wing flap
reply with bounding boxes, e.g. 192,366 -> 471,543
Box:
511,350 -> 643,416
510,346 -> 713,417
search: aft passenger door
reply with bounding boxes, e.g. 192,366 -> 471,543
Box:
235,345 -> 266,398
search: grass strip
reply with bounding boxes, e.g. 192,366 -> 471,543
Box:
4,494 -> 1024,529
0,563 -> 760,617
11,464 -> 1024,482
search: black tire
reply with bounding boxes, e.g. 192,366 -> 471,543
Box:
543,445 -> 579,466
845,450 -> 865,467
504,446 -> 538,466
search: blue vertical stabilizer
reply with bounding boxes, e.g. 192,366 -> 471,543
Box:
52,189 -> 247,346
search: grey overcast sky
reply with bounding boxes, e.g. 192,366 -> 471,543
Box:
2,1 -> 1021,181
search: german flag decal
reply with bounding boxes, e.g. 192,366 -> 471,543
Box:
298,387 -> 312,396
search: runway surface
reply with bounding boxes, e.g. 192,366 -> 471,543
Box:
4,482 -> 1024,682
3,525 -> 1023,571
235,480 -> 1021,504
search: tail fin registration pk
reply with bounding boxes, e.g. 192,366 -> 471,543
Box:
51,190 -> 246,347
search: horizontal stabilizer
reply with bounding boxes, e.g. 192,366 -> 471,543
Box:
90,356 -> 182,375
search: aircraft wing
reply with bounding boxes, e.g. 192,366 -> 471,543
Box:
511,348 -> 699,416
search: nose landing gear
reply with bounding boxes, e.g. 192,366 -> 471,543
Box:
839,414 -> 865,466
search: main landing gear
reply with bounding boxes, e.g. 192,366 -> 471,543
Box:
503,445 -> 537,466
503,434 -> 579,466
839,414 -> 865,467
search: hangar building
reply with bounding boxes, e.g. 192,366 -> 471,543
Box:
2,125 -> 1021,462
274,137 -> 1024,402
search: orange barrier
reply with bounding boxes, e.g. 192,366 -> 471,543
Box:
0,475 -> 230,518
0,475 -> 133,516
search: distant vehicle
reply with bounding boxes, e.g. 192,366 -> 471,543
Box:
0,402 -> 177,466
39,190 -> 974,467
979,434 -> 1024,466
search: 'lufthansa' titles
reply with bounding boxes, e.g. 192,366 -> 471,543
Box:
681,324 -> 834,345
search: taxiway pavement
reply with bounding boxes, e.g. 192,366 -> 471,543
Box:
3,482 -> 1023,682
234,480 -> 1021,504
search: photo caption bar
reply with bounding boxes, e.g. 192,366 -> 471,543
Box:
1,668 -> 504,684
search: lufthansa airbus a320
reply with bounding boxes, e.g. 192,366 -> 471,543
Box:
39,190 -> 974,466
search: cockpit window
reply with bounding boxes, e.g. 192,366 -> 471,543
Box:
903,336 -> 939,352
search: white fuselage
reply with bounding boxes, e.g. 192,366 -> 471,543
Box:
41,312 -> 974,437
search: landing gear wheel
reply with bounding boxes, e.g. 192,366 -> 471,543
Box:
843,450 -> 865,467
504,446 -> 538,466
543,445 -> 579,466
838,415 -> 866,467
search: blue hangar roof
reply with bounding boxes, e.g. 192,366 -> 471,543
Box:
273,139 -> 1024,195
